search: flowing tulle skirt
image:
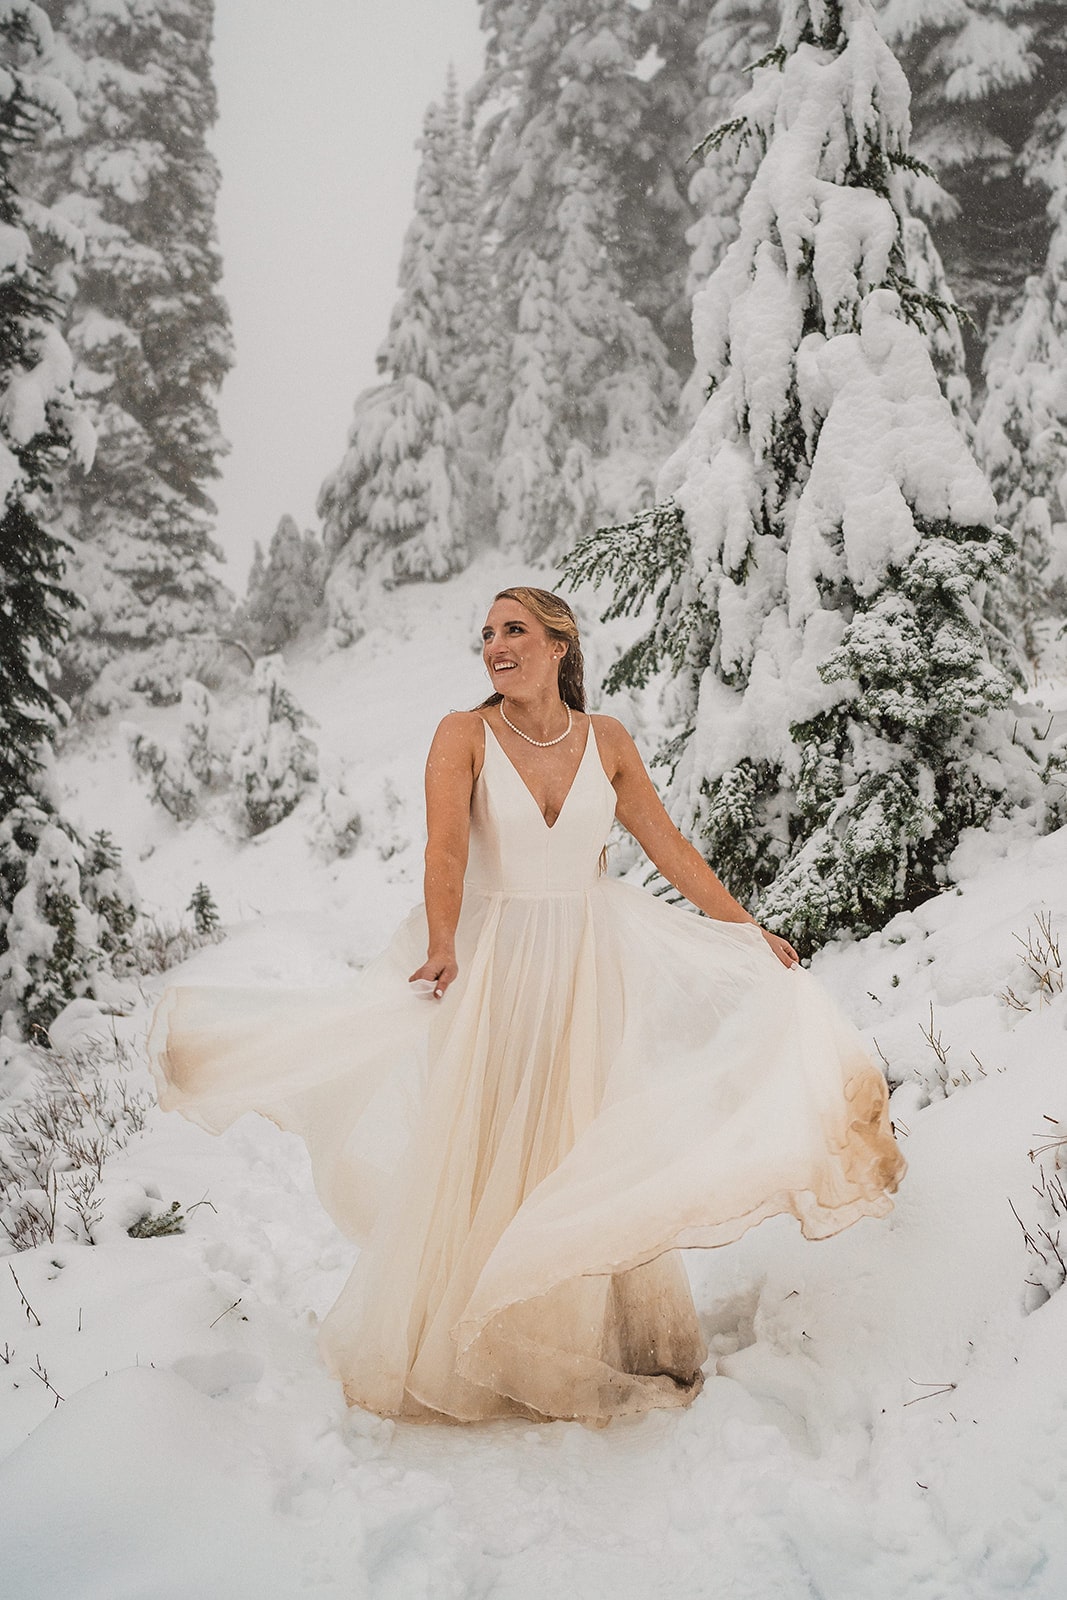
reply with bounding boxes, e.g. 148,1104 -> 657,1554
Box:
149,878 -> 904,1424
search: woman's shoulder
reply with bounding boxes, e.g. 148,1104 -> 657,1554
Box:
588,713 -> 639,784
588,712 -> 635,749
433,709 -> 487,745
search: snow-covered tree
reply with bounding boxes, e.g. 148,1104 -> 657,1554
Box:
186,880 -> 218,938
0,822 -> 103,1038
81,826 -> 137,968
238,514 -> 325,656
231,655 -> 317,836
319,89 -> 474,619
474,0 -> 680,557
972,100 -> 1067,660
565,0 -> 1040,954
30,0 -> 233,705
177,676 -> 225,787
123,723 -> 198,821
878,1 -> 1067,376
673,1 -> 778,388
0,0 -> 94,818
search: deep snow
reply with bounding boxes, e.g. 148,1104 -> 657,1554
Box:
1,559 -> 1066,1599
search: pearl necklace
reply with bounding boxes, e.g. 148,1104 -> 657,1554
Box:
499,702 -> 573,746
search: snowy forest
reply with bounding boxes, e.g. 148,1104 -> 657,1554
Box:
2,0 -> 1067,1593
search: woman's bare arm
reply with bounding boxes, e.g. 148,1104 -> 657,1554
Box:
599,716 -> 799,968
408,712 -> 480,997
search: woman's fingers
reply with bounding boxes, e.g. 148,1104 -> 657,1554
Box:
408,959 -> 458,998
759,928 -> 801,969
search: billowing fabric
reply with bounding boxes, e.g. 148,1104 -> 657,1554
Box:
149,715 -> 905,1424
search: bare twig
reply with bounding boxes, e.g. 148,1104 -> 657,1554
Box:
30,1353 -> 63,1407
919,1003 -> 949,1069
8,1263 -> 41,1326
904,1378 -> 957,1406
209,1297 -> 242,1329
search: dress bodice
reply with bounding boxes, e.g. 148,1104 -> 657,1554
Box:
464,716 -> 618,896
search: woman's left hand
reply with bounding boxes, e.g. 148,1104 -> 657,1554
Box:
759,927 -> 800,968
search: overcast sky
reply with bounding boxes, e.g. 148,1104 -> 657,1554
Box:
209,0 -> 484,587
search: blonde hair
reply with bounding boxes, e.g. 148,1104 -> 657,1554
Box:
473,586 -> 587,711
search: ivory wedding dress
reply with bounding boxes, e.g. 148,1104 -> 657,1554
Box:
149,713 -> 905,1424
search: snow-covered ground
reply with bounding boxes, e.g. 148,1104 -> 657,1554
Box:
2,562 -> 1066,1599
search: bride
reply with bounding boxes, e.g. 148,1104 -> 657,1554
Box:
149,584 -> 905,1425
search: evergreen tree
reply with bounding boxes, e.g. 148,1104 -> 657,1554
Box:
436,65 -> 498,533
0,0 -> 94,816
81,826 -> 137,968
186,880 -> 218,938
319,89 -> 473,622
972,100 -> 1067,660
671,0 -> 778,390
474,0 -> 680,557
30,0 -> 233,706
613,0 -> 757,377
0,822 -> 103,1039
564,0 -> 1040,954
231,654 -> 317,836
878,1 -> 1067,381
239,514 -> 325,656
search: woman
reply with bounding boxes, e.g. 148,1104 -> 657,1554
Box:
150,585 -> 905,1426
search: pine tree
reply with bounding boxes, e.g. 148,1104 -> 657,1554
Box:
474,0 -> 680,557
436,65 -> 498,535
124,724 -> 199,821
82,826 -> 137,968
564,0 -> 1040,954
187,880 -> 218,938
231,654 -> 318,836
972,101 -> 1067,660
318,90 -> 473,622
0,0 -> 94,817
239,514 -> 325,656
30,0 -> 233,706
667,1 -> 778,390
878,1 -> 1067,379
0,821 -> 103,1039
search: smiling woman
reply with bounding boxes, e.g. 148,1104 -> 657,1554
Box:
148,584 -> 905,1425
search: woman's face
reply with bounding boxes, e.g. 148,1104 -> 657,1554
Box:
481,599 -> 565,693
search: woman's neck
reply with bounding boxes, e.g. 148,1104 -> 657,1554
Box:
498,691 -> 570,741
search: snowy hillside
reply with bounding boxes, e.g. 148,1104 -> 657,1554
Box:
1,563 -> 1066,1599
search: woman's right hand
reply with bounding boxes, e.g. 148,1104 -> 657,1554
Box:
409,951 -> 458,999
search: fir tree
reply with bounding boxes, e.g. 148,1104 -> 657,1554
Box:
474,0 -> 680,556
0,822 -> 103,1039
82,826 -> 137,967
124,725 -> 199,821
972,100 -> 1067,660
564,0 -> 1040,954
878,1 -> 1067,380
0,0 -> 94,816
239,514 -> 325,656
30,0 -> 233,705
669,0 -> 778,397
319,89 -> 472,621
186,880 -> 218,938
231,654 -> 318,836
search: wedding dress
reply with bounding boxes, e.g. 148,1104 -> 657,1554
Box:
148,713 -> 905,1424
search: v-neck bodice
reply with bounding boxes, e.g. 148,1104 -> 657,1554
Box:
465,715 -> 618,896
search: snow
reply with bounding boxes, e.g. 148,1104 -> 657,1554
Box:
2,564 -> 1066,1597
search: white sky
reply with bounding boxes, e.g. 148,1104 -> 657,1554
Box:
209,0 -> 484,588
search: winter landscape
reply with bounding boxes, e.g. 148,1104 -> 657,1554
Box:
2,0 -> 1067,1595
